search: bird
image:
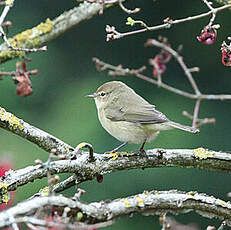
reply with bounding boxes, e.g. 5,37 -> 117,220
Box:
87,81 -> 199,153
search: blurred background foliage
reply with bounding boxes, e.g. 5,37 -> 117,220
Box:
0,0 -> 231,229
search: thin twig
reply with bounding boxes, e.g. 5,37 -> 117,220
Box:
0,1 -> 47,53
146,39 -> 201,95
93,54 -> 231,129
150,58 -> 162,86
53,175 -> 79,193
118,1 -> 140,14
93,57 -> 231,101
0,2 -> 123,63
106,4 -> 231,40
0,26 -> 47,53
0,0 -> 13,25
202,0 -> 214,10
182,110 -> 215,128
192,99 -> 201,128
0,69 -> 38,77
77,0 -> 140,14
201,0 -> 216,26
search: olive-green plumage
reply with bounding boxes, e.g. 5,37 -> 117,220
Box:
87,81 -> 199,152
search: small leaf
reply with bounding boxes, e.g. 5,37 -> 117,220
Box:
126,17 -> 135,26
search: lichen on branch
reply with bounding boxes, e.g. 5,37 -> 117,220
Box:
2,147 -> 231,193
0,18 -> 52,63
0,106 -> 74,155
0,2 -> 112,63
0,190 -> 231,228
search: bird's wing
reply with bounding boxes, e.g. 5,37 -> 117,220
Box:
104,103 -> 169,124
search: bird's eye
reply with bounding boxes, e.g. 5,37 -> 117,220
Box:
100,92 -> 106,97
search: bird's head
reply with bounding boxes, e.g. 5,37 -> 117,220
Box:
86,81 -> 128,109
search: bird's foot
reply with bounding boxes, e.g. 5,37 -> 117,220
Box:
139,147 -> 147,157
105,151 -> 134,160
105,151 -> 122,160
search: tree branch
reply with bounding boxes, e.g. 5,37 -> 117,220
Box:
3,147 -> 231,192
0,106 -> 74,154
216,0 -> 231,11
93,57 -> 231,101
20,216 -> 113,230
106,4 -> 231,41
0,2 -> 114,63
0,190 -> 231,228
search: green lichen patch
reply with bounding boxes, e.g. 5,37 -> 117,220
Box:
105,151 -> 134,160
106,152 -> 120,160
187,191 -> 197,196
0,107 -> 24,131
64,146 -> 73,153
12,18 -> 53,48
35,18 -> 53,34
121,152 -> 134,157
76,212 -> 83,221
143,190 -> 150,196
0,179 -> 9,204
154,190 -> 159,196
0,49 -> 26,63
193,147 -> 214,160
120,198 -> 131,208
38,186 -> 49,197
135,195 -> 144,207
17,18 -> 53,40
219,199 -> 227,207
0,18 -> 53,63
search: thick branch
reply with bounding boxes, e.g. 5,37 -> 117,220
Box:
0,106 -> 74,154
0,2 -> 113,63
0,105 -> 230,195
3,148 -> 231,192
0,190 -> 231,228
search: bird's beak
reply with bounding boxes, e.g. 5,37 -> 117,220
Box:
85,93 -> 97,98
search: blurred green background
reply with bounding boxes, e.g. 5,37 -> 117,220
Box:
0,0 -> 231,229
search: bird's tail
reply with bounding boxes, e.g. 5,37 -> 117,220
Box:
167,121 -> 199,133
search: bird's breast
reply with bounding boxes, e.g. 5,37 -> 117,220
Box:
97,109 -> 159,144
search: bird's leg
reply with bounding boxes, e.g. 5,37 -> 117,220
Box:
105,142 -> 128,159
139,141 -> 146,155
111,142 -> 128,153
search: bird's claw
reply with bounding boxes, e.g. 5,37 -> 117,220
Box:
105,151 -> 122,160
105,151 -> 134,160
139,148 -> 147,157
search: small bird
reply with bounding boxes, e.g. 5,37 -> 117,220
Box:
87,81 -> 199,153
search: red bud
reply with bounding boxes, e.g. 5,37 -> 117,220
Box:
96,174 -> 103,183
197,26 -> 217,45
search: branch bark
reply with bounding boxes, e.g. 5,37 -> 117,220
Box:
93,57 -> 231,101
0,106 -> 74,154
0,2 -> 112,63
0,105 -> 230,193
0,190 -> 231,228
0,1 -> 230,63
3,147 -> 231,192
